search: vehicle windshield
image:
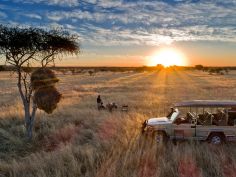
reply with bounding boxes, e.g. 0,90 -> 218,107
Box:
170,111 -> 179,122
167,108 -> 179,121
167,108 -> 175,118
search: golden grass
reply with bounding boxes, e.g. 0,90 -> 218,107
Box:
0,69 -> 236,177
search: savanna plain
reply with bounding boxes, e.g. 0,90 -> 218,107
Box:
1,69 -> 236,177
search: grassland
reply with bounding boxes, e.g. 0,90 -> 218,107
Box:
0,69 -> 236,177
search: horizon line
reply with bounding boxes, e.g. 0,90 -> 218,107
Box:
1,64 -> 236,68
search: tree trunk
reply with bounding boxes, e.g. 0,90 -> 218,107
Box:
29,104 -> 37,140
24,103 -> 32,139
17,70 -> 37,140
25,103 -> 37,140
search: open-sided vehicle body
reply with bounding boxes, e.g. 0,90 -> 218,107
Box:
142,100 -> 236,144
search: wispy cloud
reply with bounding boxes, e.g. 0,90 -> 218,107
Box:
0,11 -> 7,18
24,13 -> 42,20
2,0 -> 236,46
13,0 -> 79,7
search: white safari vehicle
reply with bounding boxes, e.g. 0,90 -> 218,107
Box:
142,100 -> 236,144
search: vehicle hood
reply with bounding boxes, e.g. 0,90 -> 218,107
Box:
147,117 -> 172,126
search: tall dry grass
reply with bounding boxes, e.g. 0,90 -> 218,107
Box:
1,69 -> 236,177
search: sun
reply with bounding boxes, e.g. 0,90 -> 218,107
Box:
147,48 -> 187,67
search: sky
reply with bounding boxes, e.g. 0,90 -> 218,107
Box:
0,0 -> 236,66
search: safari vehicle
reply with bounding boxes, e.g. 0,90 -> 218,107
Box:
142,100 -> 236,144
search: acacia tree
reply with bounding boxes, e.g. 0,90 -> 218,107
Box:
195,65 -> 204,70
0,25 -> 79,139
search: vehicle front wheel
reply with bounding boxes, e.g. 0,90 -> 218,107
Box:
208,133 -> 225,145
155,132 -> 168,144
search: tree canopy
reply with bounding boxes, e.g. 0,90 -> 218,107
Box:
0,25 -> 80,139
0,25 -> 79,67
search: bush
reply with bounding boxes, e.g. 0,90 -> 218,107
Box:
195,65 -> 204,70
0,65 -> 5,71
88,70 -> 94,76
22,67 -> 33,74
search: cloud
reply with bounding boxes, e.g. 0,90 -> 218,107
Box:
77,22 -> 236,47
46,10 -> 96,23
13,0 -> 79,7
47,12 -> 64,21
48,22 -> 64,29
0,11 -> 7,18
24,13 -> 42,20
3,0 -> 236,46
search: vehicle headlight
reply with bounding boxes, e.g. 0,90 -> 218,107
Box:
147,125 -> 154,131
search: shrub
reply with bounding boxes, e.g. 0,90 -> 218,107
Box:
195,65 -> 204,70
0,65 -> 5,71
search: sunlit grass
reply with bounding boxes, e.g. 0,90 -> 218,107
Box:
0,69 -> 236,177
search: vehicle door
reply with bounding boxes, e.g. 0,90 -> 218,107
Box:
195,112 -> 213,140
173,116 -> 196,140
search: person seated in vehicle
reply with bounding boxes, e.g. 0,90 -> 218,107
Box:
212,109 -> 221,125
216,110 -> 227,126
212,115 -> 219,125
167,107 -> 175,118
174,112 -> 193,125
231,107 -> 236,111
201,111 -> 213,125
185,112 -> 194,123
228,107 -> 236,125
197,113 -> 204,125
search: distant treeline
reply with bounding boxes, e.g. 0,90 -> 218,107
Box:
194,65 -> 235,75
1,65 -> 236,73
0,65 -> 162,72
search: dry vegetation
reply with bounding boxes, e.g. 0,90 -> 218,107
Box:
1,69 -> 236,177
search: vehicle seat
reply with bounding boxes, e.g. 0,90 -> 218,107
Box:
197,114 -> 204,125
186,112 -> 199,124
202,111 -> 213,125
217,111 -> 227,126
186,112 -> 194,123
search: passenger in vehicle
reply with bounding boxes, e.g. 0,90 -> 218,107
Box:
167,107 -> 175,118
216,110 -> 227,126
228,108 -> 236,125
211,110 -> 219,125
197,114 -> 204,125
231,107 -> 236,111
186,112 -> 194,123
174,112 -> 192,125
200,111 -> 213,125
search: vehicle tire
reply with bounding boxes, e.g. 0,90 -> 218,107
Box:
208,133 -> 225,145
172,139 -> 177,146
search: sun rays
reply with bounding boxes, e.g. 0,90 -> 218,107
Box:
147,48 -> 188,67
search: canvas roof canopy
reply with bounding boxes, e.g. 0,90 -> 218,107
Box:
175,100 -> 236,108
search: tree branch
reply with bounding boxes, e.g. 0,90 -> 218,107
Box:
41,52 -> 56,67
6,54 -> 17,66
19,50 -> 37,66
21,72 -> 29,103
31,103 -> 37,125
17,68 -> 27,106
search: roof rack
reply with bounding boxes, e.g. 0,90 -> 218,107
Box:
175,100 -> 236,107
